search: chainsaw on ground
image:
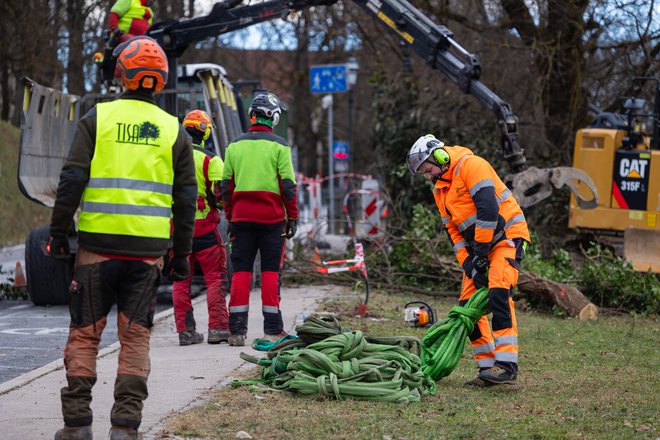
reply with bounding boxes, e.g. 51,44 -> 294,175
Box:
404,301 -> 436,328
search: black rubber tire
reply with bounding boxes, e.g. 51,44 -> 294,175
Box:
25,225 -> 72,306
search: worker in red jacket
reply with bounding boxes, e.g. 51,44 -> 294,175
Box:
172,109 -> 230,346
221,92 -> 299,347
407,134 -> 530,387
107,0 -> 154,45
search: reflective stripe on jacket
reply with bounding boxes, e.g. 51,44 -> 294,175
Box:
193,144 -> 223,237
78,99 -> 179,240
432,145 -> 530,265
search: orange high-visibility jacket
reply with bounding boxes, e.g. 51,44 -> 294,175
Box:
432,146 -> 530,266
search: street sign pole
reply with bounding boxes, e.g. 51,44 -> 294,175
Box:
324,94 -> 334,234
311,65 -> 348,235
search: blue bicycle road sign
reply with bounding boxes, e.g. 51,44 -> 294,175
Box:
309,64 -> 348,94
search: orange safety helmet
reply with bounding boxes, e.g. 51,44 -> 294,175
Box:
115,36 -> 168,93
183,109 -> 213,141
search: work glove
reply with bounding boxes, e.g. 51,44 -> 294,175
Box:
473,272 -> 489,290
472,254 -> 489,274
47,236 -> 70,261
167,255 -> 190,282
462,255 -> 488,289
285,219 -> 298,239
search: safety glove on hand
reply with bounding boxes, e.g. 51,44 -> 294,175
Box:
285,219 -> 298,239
168,256 -> 190,281
472,254 -> 489,274
462,255 -> 489,289
473,272 -> 489,290
47,236 -> 70,260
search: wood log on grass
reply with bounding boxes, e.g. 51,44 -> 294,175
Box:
517,271 -> 598,320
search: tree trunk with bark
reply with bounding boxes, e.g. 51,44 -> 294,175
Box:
518,271 -> 598,320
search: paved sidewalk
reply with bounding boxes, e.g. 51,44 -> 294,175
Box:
0,285 -> 339,440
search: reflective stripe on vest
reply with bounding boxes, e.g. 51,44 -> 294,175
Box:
78,99 -> 179,239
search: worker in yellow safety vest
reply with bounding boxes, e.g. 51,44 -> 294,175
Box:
48,36 -> 196,440
107,0 -> 155,45
172,109 -> 231,346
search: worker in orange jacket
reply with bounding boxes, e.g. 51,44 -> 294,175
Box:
407,134 -> 530,386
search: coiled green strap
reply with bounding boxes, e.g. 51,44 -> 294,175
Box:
421,287 -> 490,380
233,317 -> 436,402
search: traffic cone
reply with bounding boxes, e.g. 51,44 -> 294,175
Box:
13,261 -> 26,289
311,247 -> 322,266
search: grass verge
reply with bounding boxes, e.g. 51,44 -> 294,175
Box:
0,120 -> 51,246
159,287 -> 658,439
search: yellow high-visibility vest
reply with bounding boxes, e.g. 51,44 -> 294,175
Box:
77,99 -> 179,239
114,0 -> 153,34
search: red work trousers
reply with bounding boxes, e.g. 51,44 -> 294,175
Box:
172,243 -> 229,332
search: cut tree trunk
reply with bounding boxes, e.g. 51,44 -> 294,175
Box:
518,271 -> 598,320
414,255 -> 598,320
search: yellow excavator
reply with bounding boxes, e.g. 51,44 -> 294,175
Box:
570,77 -> 659,272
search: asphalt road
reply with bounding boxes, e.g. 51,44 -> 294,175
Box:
0,298 -> 173,385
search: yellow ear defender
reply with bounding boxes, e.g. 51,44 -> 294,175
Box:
433,148 -> 450,166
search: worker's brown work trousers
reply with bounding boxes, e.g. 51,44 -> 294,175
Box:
60,249 -> 161,429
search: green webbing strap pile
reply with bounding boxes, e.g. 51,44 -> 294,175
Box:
233,317 -> 436,402
421,287 -> 490,380
294,315 -> 421,355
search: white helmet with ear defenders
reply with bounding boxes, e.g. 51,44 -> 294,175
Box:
406,134 -> 449,174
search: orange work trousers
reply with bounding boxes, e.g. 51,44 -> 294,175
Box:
459,238 -> 522,373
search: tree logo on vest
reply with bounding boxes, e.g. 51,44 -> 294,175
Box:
116,121 -> 161,146
455,184 -> 468,197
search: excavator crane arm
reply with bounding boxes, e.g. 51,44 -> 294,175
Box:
146,0 -> 597,208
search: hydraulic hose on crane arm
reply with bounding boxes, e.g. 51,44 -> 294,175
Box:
421,287 -> 490,380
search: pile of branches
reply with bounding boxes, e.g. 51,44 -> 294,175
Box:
285,214 -> 598,319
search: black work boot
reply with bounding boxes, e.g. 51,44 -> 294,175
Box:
207,329 -> 230,344
464,376 -> 495,388
178,331 -> 204,346
479,366 -> 517,384
228,334 -> 246,346
179,309 -> 203,345
109,425 -> 143,440
262,331 -> 289,343
53,425 -> 92,440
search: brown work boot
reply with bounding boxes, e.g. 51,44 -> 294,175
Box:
207,329 -> 230,344
178,330 -> 204,346
228,333 -> 246,346
479,366 -> 518,384
54,425 -> 92,440
261,331 -> 289,343
109,425 -> 143,440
